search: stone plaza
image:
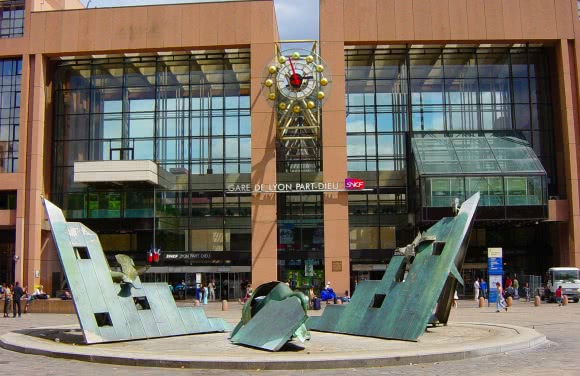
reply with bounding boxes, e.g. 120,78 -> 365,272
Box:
0,298 -> 578,375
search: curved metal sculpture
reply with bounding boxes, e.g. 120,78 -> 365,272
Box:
110,254 -> 149,289
43,198 -> 228,344
308,192 -> 480,341
231,281 -> 310,351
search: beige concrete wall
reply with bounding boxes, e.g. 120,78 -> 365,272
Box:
32,0 -> 84,12
28,1 -> 263,55
249,1 -> 277,286
340,0 -> 579,43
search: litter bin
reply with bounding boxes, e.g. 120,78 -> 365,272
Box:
313,297 -> 321,310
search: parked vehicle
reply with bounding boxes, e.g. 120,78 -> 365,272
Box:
543,267 -> 580,303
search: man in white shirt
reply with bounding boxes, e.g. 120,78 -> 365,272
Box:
474,279 -> 480,301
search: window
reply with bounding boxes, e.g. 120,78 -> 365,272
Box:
0,1 -> 24,38
51,51 -> 252,255
0,58 -> 21,172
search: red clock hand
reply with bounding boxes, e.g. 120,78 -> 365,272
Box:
288,57 -> 300,87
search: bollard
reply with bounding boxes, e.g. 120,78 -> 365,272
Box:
534,295 -> 541,306
478,296 -> 485,308
222,299 -> 228,311
506,296 -> 513,307
194,299 -> 201,307
563,295 -> 568,306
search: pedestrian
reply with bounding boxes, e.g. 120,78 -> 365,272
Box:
240,279 -> 248,299
12,281 -> 24,318
453,290 -> 459,308
513,275 -> 520,299
480,278 -> 488,299
555,285 -> 563,306
342,290 -> 351,303
308,286 -> 316,309
496,282 -> 508,312
202,283 -> 208,305
505,275 -> 512,289
209,280 -> 216,301
3,283 -> 12,317
524,282 -> 531,302
474,278 -> 480,301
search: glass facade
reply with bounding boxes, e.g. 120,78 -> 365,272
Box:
0,0 -> 24,38
52,50 -> 251,261
345,45 -> 555,248
0,58 -> 21,173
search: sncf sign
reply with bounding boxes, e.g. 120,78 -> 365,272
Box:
345,178 -> 365,190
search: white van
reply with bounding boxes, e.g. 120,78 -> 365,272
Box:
545,267 -> 580,303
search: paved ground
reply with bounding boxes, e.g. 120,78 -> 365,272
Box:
0,298 -> 578,375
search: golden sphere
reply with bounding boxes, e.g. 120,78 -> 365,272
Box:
278,102 -> 287,111
307,101 -> 316,109
305,55 -> 314,63
268,65 -> 277,74
320,77 -> 329,86
316,65 -> 325,73
264,79 -> 273,87
292,51 -> 301,59
292,105 -> 301,113
278,56 -> 286,64
317,91 -> 325,100
268,93 -> 276,101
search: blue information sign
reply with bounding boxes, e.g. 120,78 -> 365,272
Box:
487,248 -> 503,303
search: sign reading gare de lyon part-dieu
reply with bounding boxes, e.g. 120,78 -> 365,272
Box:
227,178 -> 368,193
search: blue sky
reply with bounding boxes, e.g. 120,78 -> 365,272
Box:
82,0 -> 319,40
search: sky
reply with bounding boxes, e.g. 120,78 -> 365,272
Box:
82,0 -> 319,40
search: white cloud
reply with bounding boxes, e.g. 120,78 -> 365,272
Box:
85,0 -> 319,40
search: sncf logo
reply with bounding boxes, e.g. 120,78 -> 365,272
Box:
345,178 -> 365,190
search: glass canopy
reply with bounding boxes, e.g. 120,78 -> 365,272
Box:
412,132 -> 546,176
412,132 -> 547,220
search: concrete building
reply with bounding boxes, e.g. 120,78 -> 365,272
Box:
0,0 -> 579,299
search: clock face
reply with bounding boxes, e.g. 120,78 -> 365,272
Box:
276,59 -> 316,100
262,49 -> 332,109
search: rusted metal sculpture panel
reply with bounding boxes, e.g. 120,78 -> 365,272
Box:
43,198 -> 228,344
308,193 -> 480,341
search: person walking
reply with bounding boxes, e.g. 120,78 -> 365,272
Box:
3,283 -> 12,318
202,283 -> 208,305
524,282 -> 531,302
555,285 -> 563,306
12,282 -> 24,318
513,275 -> 520,299
473,278 -> 480,301
209,280 -> 216,301
496,282 -> 508,312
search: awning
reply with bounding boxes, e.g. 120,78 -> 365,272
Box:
412,131 -> 546,176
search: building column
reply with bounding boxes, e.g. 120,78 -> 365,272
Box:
557,40 -> 580,266
249,1 -> 277,286
24,54 -> 47,290
321,0 -> 349,295
13,55 -> 31,284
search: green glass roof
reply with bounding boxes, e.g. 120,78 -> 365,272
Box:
412,132 -> 546,176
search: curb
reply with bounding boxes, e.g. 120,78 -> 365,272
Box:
0,323 -> 546,370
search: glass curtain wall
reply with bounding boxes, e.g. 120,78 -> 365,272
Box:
0,0 -> 24,38
345,45 -> 556,248
52,50 -> 251,261
345,47 -> 410,254
0,58 -> 21,173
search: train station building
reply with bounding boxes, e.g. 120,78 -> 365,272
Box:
1,0 -> 580,298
